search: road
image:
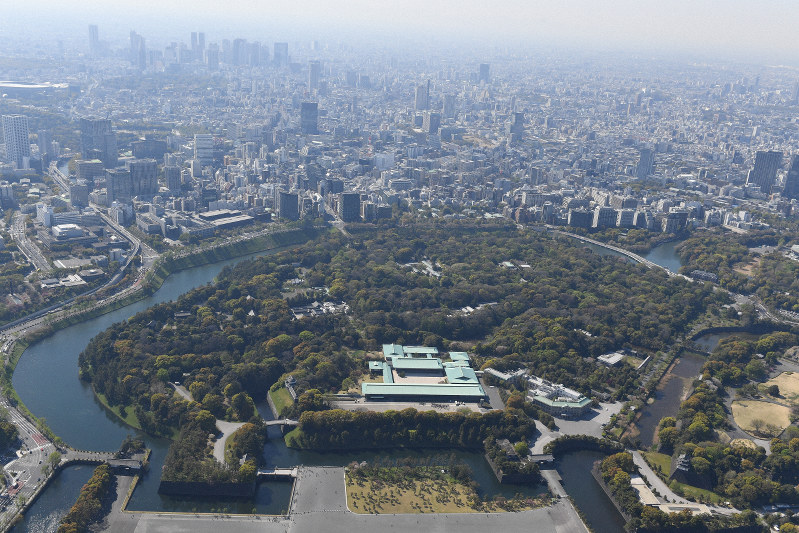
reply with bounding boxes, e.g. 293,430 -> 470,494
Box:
9,213 -> 51,273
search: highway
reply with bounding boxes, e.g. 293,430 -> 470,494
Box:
9,213 -> 51,273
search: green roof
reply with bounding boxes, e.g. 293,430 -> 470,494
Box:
391,358 -> 443,371
382,364 -> 394,384
448,352 -> 470,362
445,365 -> 479,384
362,383 -> 486,398
402,346 -> 439,355
383,344 -> 405,358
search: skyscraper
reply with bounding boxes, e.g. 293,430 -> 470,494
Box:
273,42 -> 288,67
88,24 -> 99,56
37,129 -> 52,162
747,150 -> 782,194
308,60 -> 321,92
194,134 -> 214,165
635,148 -> 655,179
79,117 -> 117,168
278,191 -> 299,220
338,192 -> 361,222
782,155 -> 799,200
126,159 -> 158,198
442,94 -> 456,119
301,102 -> 319,135
414,81 -> 430,111
1,115 -> 31,169
479,63 -> 490,84
507,112 -> 524,142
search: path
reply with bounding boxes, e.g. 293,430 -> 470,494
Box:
213,421 -> 245,463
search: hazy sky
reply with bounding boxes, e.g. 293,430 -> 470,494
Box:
3,0 -> 799,64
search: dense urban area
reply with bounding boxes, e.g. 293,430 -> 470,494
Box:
3,11 -> 799,533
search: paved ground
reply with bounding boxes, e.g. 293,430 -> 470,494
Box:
105,466 -> 589,533
213,421 -> 245,463
531,402 -> 623,454
481,379 -> 505,410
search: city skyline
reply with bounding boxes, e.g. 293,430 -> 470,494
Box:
2,1 -> 799,65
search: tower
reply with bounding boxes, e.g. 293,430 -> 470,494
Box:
1,115 -> 31,169
782,155 -> 799,200
414,81 -> 429,111
79,117 -> 117,169
479,63 -> 490,84
273,42 -> 288,67
635,148 -> 654,179
301,102 -> 318,135
278,190 -> 299,220
746,150 -> 782,194
308,60 -> 321,92
88,24 -> 99,56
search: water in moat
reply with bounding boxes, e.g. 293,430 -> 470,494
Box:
635,352 -> 707,448
643,240 -> 684,273
10,245 -> 588,532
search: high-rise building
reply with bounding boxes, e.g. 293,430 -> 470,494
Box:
747,150 -> 782,194
126,159 -> 158,198
308,60 -> 321,92
206,44 -> 219,71
507,112 -> 524,142
80,117 -> 117,168
164,166 -> 182,194
442,94 -> 456,119
346,70 -> 357,88
338,192 -> 361,222
592,206 -> 617,228
129,31 -> 146,70
106,168 -> 132,204
782,155 -> 799,200
423,112 -> 441,134
2,115 -> 31,169
69,182 -> 89,208
414,81 -> 430,110
88,24 -> 99,56
300,102 -> 319,135
478,63 -> 490,84
278,190 -> 299,220
194,134 -> 214,165
635,148 -> 655,179
273,42 -> 288,67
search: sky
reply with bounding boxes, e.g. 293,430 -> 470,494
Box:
2,0 -> 799,64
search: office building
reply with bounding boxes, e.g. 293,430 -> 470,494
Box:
106,168 -> 132,204
338,192 -> 361,222
635,148 -> 654,178
126,158 -> 158,198
194,134 -> 214,165
37,129 -> 52,162
79,118 -> 117,168
443,94 -> 456,119
2,115 -> 31,169
69,182 -> 89,208
300,102 -> 318,135
746,150 -> 782,194
423,112 -> 441,134
593,206 -> 617,228
478,63 -> 490,84
308,60 -> 321,92
507,112 -> 524,142
273,42 -> 288,67
414,81 -> 430,111
165,166 -> 182,194
783,155 -> 799,200
278,191 -> 299,220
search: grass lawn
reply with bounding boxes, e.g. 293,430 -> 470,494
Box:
642,451 -> 672,476
671,481 -> 725,504
269,387 -> 294,417
762,372 -> 799,405
731,400 -> 791,437
95,391 -> 142,430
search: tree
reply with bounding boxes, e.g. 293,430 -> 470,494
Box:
767,384 -> 780,397
48,451 -> 62,470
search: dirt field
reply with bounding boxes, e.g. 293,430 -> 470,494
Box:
731,400 -> 791,437
730,438 -> 757,450
763,372 -> 799,405
733,258 -> 760,276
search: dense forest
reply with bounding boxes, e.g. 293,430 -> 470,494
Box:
286,408 -> 536,449
79,221 -> 721,442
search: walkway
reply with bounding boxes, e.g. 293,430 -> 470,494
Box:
264,419 -> 299,427
213,420 -> 245,463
